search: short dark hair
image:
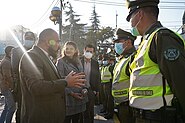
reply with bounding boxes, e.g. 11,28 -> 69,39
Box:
5,46 -> 14,55
141,6 -> 159,19
24,31 -> 36,40
38,28 -> 57,44
84,44 -> 95,51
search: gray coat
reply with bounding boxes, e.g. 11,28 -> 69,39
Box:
19,46 -> 67,123
56,57 -> 88,116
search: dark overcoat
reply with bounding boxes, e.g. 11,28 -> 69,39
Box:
19,46 -> 66,123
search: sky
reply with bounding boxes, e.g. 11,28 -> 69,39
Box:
0,0 -> 184,36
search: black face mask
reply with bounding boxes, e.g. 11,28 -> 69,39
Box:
48,46 -> 58,59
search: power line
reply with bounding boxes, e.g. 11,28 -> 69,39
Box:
73,0 -> 185,9
159,7 -> 185,9
31,0 -> 59,29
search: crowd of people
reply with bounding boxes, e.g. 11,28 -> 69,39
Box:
0,0 -> 185,123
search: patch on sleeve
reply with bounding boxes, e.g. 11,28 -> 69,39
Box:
164,48 -> 180,61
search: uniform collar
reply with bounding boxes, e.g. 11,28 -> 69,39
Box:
123,47 -> 136,58
144,21 -> 163,39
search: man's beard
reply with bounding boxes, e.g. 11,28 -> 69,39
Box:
48,46 -> 58,59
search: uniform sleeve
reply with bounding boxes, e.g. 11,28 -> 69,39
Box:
150,29 -> 185,118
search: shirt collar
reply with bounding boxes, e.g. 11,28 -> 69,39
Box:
38,46 -> 49,58
84,57 -> 91,63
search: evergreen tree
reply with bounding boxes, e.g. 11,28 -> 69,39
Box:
62,3 -> 87,53
86,5 -> 101,48
90,5 -> 101,32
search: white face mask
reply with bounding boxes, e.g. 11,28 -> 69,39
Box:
84,52 -> 93,59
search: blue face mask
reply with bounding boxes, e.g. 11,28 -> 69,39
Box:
98,60 -> 102,65
130,12 -> 141,36
114,43 -> 124,55
103,60 -> 108,65
24,40 -> 35,49
131,26 -> 140,36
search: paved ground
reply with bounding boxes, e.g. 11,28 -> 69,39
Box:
0,96 -> 118,123
94,104 -> 119,123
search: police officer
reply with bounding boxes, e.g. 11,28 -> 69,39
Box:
100,54 -> 115,119
126,0 -> 185,123
112,28 -> 136,123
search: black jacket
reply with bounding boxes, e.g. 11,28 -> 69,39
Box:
81,57 -> 100,92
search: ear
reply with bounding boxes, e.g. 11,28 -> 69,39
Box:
49,40 -> 56,46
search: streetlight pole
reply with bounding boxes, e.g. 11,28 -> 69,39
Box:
50,0 -> 64,43
116,11 -> 118,29
59,0 -> 63,41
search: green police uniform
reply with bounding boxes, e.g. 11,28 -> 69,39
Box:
112,28 -> 136,123
100,54 -> 115,119
126,0 -> 185,122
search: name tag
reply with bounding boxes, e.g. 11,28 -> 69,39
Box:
133,90 -> 153,96
114,90 -> 128,96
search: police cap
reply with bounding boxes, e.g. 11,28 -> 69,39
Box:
126,0 -> 159,21
113,28 -> 136,42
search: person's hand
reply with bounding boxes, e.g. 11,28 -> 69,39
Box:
70,92 -> 83,100
93,91 -> 99,96
95,92 -> 99,97
65,71 -> 86,88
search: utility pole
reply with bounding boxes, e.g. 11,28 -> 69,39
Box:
182,11 -> 185,34
116,11 -> 118,29
59,0 -> 63,42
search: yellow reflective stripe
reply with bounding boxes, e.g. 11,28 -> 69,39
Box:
101,66 -> 112,82
113,57 -> 130,83
104,75 -> 112,77
130,86 -> 172,98
101,80 -> 110,83
112,89 -> 128,97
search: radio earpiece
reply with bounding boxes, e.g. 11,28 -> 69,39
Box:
49,40 -> 56,46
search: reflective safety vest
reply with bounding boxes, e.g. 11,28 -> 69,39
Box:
112,56 -> 131,105
129,27 -> 185,110
101,65 -> 112,83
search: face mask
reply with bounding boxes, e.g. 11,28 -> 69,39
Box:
114,43 -> 124,55
24,40 -> 35,49
48,46 -> 58,59
98,60 -> 102,65
130,12 -> 141,36
131,24 -> 140,36
84,52 -> 93,59
103,60 -> 108,65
